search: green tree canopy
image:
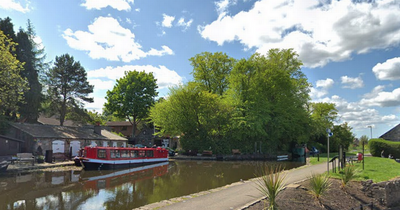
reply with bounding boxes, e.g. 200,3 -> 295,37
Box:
150,82 -> 232,152
189,52 -> 236,96
0,30 -> 28,117
105,70 -> 158,138
45,54 -> 93,126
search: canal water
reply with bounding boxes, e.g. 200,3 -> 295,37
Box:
0,160 -> 303,210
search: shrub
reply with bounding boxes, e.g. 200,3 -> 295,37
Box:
256,164 -> 287,210
369,138 -> 400,158
340,166 -> 359,188
309,173 -> 331,199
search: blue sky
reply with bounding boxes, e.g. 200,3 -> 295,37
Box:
1,0 -> 400,139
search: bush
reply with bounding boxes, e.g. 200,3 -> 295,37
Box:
369,138 -> 400,158
340,166 -> 359,188
309,173 -> 331,199
256,164 -> 287,210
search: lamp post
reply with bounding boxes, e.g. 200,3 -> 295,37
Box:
367,125 -> 372,139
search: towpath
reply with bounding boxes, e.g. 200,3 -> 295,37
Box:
137,162 -> 328,210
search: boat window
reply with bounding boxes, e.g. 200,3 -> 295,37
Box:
121,150 -> 129,158
138,150 -> 145,157
146,150 -> 153,157
110,150 -> 120,158
97,149 -> 106,159
130,150 -> 138,158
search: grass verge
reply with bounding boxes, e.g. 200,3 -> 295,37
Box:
327,156 -> 400,182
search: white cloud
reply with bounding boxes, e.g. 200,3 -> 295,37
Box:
310,78 -> 334,99
314,95 -> 399,137
162,14 -> 175,28
81,0 -> 134,11
372,57 -> 400,81
0,0 -> 30,13
199,0 -> 400,68
360,86 -> 400,107
62,16 -> 173,62
341,75 -> 364,89
86,65 -> 183,113
87,65 -> 183,90
177,17 -> 193,31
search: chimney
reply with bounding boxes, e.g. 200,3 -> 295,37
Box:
94,125 -> 102,135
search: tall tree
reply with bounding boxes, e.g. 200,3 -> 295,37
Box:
189,52 -> 236,96
228,49 -> 311,152
105,70 -> 158,139
15,20 -> 46,123
0,30 -> 28,122
45,54 -> 93,126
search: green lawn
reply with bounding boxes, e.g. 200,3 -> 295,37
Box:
311,155 -> 400,182
309,152 -> 356,165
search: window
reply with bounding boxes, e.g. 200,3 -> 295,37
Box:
130,150 -> 138,158
122,126 -> 127,131
97,149 -> 106,159
110,150 -> 120,158
145,150 -> 153,157
138,150 -> 145,157
121,150 -> 129,158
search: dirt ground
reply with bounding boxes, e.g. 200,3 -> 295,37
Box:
246,179 -> 398,210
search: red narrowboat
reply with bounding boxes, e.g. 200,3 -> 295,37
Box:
79,146 -> 169,170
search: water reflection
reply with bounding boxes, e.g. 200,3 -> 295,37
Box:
0,160 -> 303,210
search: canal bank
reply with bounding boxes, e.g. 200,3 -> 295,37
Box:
135,162 -> 327,210
5,161 -> 76,173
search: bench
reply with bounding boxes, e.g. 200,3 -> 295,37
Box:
232,149 -> 241,155
16,153 -> 35,166
202,150 -> 213,156
183,149 -> 198,156
277,155 -> 289,161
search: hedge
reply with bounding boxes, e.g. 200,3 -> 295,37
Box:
368,138 -> 400,158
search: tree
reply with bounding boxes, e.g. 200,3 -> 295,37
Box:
15,20 -> 46,123
45,54 -> 93,126
330,123 -> 355,152
359,135 -> 369,147
0,18 -> 47,122
0,30 -> 28,129
228,49 -> 311,152
189,52 -> 236,96
150,82 -> 232,153
105,70 -> 158,138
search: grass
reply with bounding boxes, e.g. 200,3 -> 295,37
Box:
327,156 -> 400,182
309,152 -> 356,165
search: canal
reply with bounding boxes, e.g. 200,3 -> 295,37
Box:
0,160 -> 303,210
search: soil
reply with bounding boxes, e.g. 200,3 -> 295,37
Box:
245,179 -> 398,210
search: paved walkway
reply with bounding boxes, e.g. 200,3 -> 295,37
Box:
137,162 -> 328,210
6,161 -> 75,172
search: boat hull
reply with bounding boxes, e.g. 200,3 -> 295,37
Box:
81,158 -> 169,170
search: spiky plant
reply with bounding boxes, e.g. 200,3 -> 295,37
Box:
340,166 -> 359,188
309,173 -> 331,199
256,165 -> 287,210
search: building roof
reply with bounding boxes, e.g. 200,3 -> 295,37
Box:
379,123 -> 400,141
10,123 -> 127,141
106,121 -> 132,126
0,134 -> 24,143
38,115 -> 77,126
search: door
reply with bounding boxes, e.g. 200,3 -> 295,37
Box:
70,141 -> 81,156
52,140 -> 65,153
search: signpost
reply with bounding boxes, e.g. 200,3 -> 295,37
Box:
327,129 -> 333,174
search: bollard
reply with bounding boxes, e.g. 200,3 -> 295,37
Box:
318,153 -> 319,161
360,204 -> 363,210
370,202 -> 373,210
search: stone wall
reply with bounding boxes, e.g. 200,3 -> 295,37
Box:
362,178 -> 400,208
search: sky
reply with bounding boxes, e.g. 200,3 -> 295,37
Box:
1,0 -> 400,139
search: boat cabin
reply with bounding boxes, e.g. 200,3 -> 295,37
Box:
84,146 -> 168,160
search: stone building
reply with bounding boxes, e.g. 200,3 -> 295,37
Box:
5,123 -> 127,157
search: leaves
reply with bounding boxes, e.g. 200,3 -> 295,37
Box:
105,70 -> 158,137
44,54 -> 93,125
